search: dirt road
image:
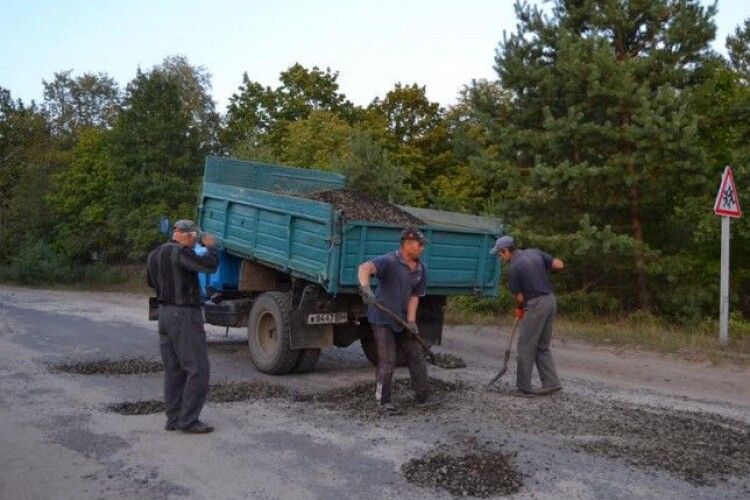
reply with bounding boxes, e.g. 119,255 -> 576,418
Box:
1,285 -> 748,499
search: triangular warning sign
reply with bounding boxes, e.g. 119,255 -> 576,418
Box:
714,166 -> 742,218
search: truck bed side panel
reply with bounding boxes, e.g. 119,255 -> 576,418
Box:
339,223 -> 500,296
200,182 -> 337,287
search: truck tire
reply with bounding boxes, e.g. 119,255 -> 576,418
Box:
247,291 -> 300,374
292,348 -> 321,373
359,327 -> 406,367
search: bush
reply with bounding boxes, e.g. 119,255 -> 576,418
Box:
0,241 -> 75,285
556,291 -> 621,319
79,262 -> 127,285
0,242 -> 128,286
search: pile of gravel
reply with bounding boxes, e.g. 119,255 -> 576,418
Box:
307,377 -> 462,420
402,446 -> 522,497
108,400 -> 165,415
306,189 -> 423,225
432,353 -> 467,370
208,380 -> 293,403
107,380 -> 295,415
481,387 -> 750,485
54,357 -> 164,375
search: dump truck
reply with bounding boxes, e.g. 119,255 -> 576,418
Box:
185,156 -> 503,374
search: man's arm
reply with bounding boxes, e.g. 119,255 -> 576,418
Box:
176,234 -> 220,274
406,295 -> 419,323
357,261 -> 376,287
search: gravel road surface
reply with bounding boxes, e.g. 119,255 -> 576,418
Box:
0,285 -> 748,499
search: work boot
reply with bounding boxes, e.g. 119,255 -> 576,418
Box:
534,386 -> 562,396
415,393 -> 444,407
379,402 -> 401,416
181,420 -> 214,434
510,388 -> 537,398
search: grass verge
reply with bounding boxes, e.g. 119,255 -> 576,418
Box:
446,303 -> 750,366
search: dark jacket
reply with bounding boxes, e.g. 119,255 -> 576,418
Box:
147,242 -> 219,307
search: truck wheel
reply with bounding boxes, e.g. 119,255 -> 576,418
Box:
359,327 -> 406,367
292,349 -> 320,373
247,291 -> 300,374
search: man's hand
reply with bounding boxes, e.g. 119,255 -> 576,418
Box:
515,307 -> 525,320
406,322 -> 419,336
359,285 -> 377,305
201,233 -> 217,248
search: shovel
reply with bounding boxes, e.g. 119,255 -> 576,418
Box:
371,301 -> 437,364
486,317 -> 520,389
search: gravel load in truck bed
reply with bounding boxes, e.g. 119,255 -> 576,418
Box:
305,189 -> 424,226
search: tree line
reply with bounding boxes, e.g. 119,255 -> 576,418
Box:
1,0 -> 749,321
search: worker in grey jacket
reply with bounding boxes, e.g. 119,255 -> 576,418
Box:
490,236 -> 565,397
147,220 -> 219,433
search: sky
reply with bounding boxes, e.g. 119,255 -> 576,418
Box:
1,0 -> 749,112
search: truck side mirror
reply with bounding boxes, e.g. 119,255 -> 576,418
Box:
159,215 -> 172,236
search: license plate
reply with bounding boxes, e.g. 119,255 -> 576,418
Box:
307,312 -> 348,325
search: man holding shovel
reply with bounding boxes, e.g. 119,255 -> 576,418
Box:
490,236 -> 565,397
358,226 -> 438,414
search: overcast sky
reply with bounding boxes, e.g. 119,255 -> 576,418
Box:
1,0 -> 748,112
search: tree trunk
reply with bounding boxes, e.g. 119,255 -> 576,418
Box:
627,161 -> 650,311
620,110 -> 650,311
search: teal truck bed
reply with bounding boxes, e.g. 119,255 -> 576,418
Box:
198,156 -> 502,297
190,156 -> 503,375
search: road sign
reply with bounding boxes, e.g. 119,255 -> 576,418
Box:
714,166 -> 742,218
714,166 -> 741,347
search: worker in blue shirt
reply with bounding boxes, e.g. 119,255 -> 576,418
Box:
358,227 -> 438,415
490,235 -> 565,397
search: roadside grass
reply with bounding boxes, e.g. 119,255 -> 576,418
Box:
446,303 -> 750,366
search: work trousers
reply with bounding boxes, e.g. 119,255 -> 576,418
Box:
372,325 -> 429,403
516,294 -> 561,393
158,305 -> 210,429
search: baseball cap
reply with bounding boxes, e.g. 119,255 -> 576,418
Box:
174,219 -> 199,234
400,226 -> 428,244
489,235 -> 514,255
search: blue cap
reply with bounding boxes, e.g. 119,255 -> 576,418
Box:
489,235 -> 514,255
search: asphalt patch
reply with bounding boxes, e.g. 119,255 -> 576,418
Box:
107,380 -> 294,415
53,357 -> 164,375
432,353 -> 467,369
306,189 -> 424,225
402,445 -> 522,497
305,377 -> 462,420
482,387 -> 750,485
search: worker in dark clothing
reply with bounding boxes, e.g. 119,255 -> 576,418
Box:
357,226 -> 438,415
490,236 -> 565,397
147,219 -> 220,433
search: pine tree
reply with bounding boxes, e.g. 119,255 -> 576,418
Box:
480,0 -> 717,311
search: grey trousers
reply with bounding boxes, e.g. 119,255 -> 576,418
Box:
516,294 -> 561,393
158,305 -> 210,429
372,325 -> 429,403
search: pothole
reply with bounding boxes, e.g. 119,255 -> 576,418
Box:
432,353 -> 467,369
107,380 -> 294,415
305,377 -> 463,420
481,387 -> 750,485
402,445 -> 522,497
53,358 -> 164,375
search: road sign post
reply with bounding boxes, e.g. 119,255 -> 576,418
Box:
713,166 -> 742,347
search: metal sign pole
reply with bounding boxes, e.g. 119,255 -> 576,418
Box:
719,216 -> 730,347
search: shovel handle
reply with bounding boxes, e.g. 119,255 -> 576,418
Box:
372,301 -> 436,363
487,316 -> 520,388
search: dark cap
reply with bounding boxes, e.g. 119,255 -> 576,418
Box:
174,219 -> 199,233
400,226 -> 428,244
489,235 -> 514,255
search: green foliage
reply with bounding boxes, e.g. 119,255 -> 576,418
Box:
2,8 -> 750,325
42,70 -> 121,139
0,240 -> 75,285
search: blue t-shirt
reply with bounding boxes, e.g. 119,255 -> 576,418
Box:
366,251 -> 427,332
507,249 -> 554,301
